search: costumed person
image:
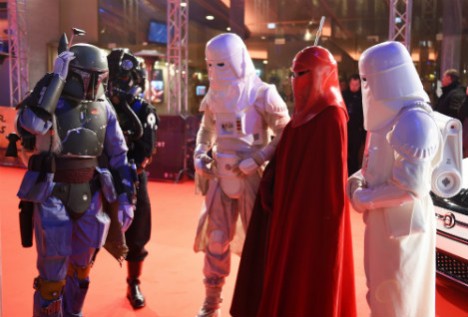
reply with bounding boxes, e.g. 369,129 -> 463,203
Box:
193,32 -> 290,317
347,41 -> 442,317
15,35 -> 136,317
231,45 -> 357,317
106,48 -> 159,309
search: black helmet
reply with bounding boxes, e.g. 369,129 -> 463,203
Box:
134,58 -> 147,92
63,43 -> 109,101
107,48 -> 143,99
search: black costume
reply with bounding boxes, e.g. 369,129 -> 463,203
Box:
107,48 -> 159,309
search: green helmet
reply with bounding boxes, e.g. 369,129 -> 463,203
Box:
63,43 -> 109,101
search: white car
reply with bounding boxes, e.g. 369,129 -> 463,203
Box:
432,159 -> 468,288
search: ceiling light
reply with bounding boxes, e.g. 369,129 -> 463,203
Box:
267,23 -> 276,29
226,27 -> 231,31
206,15 -> 214,21
180,2 -> 187,7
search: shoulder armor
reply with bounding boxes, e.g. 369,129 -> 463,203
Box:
253,83 -> 287,114
388,108 -> 439,161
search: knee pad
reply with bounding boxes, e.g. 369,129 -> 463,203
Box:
204,276 -> 225,288
67,263 -> 92,288
207,230 -> 229,255
33,276 -> 66,301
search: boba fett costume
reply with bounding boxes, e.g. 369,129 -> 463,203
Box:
16,42 -> 136,317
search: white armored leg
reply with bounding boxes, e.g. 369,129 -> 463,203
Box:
196,277 -> 224,317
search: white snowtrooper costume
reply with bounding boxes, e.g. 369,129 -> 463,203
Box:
347,41 -> 441,317
193,33 -> 289,317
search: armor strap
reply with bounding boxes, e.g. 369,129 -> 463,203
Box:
40,300 -> 62,316
33,277 -> 66,301
67,263 -> 93,280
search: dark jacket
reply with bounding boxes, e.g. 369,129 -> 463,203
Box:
435,81 -> 466,121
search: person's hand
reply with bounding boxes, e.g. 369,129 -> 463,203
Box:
117,194 -> 134,232
346,172 -> 366,213
236,157 -> 259,176
349,188 -> 368,213
346,176 -> 364,199
194,153 -> 214,178
54,51 -> 75,80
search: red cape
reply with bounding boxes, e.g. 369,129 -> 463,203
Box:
231,106 -> 356,317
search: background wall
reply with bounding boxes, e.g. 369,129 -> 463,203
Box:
24,0 -> 98,89
59,0 -> 98,44
25,0 -> 60,88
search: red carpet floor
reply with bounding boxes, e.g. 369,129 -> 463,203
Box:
0,165 -> 467,316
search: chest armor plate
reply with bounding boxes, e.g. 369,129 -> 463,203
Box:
362,131 -> 395,187
55,99 -> 108,156
212,105 -> 267,147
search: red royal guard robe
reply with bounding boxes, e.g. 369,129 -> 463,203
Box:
231,105 -> 357,317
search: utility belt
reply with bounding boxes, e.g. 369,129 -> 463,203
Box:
28,155 -> 98,175
214,151 -> 247,199
19,155 -> 118,248
27,154 -> 100,219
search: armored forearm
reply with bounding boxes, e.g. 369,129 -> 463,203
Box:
36,74 -> 65,114
195,112 -> 216,151
110,162 -> 138,204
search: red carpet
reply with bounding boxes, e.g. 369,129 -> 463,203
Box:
0,165 -> 467,316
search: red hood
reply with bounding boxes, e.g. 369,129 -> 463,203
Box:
290,46 -> 347,127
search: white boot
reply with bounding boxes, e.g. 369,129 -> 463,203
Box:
196,284 -> 222,317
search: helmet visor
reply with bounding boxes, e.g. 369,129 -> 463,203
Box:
72,67 -> 109,100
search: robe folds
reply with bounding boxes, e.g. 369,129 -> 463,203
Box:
231,106 -> 357,317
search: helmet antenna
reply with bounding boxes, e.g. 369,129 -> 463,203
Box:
57,28 -> 86,55
314,16 -> 326,46
69,28 -> 86,47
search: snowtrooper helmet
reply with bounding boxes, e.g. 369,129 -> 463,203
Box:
205,33 -> 255,83
358,41 -> 429,131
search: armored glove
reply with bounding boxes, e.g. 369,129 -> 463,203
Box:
117,193 -> 134,232
54,51 -> 75,81
237,157 -> 259,176
194,152 -> 214,178
237,150 -> 267,176
346,171 -> 366,213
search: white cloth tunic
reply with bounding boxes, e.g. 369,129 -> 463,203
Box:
193,76 -> 289,281
357,107 -> 439,317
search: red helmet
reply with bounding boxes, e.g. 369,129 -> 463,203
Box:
290,46 -> 346,127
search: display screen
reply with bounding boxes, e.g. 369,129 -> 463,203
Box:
196,85 -> 207,96
150,68 -> 164,103
148,21 -> 168,44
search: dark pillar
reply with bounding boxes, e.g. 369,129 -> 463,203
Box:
230,0 -> 246,38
